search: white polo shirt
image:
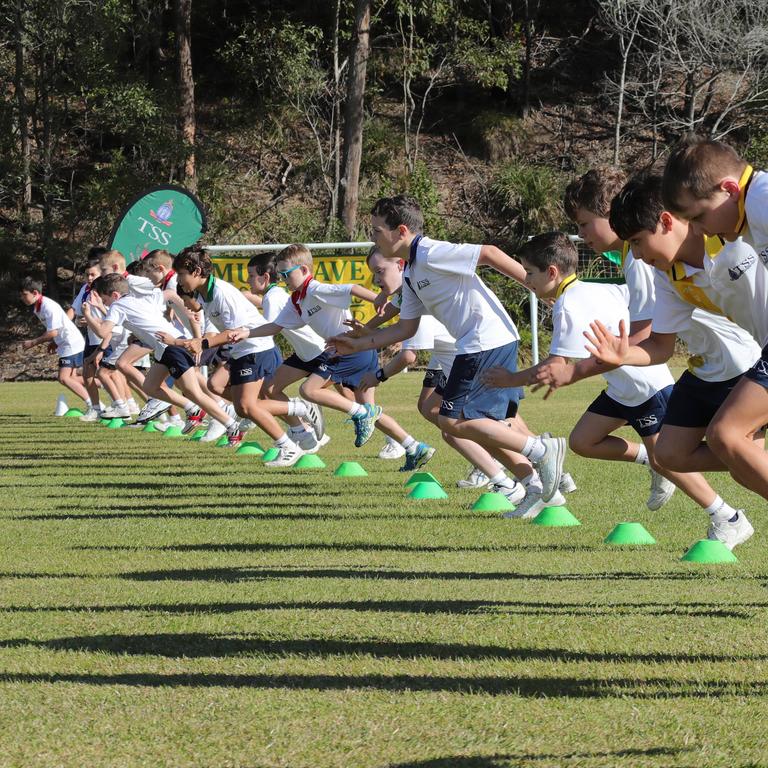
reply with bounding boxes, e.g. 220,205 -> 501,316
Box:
398,236 -> 519,354
550,280 -> 674,406
743,170 -> 768,267
623,248 -> 656,322
652,268 -> 760,381
391,292 -> 457,374
195,277 -> 275,359
34,296 -> 85,357
262,285 -> 325,361
105,291 -> 182,358
275,280 -> 354,340
71,283 -> 101,345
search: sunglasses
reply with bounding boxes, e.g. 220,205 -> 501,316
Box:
277,265 -> 303,278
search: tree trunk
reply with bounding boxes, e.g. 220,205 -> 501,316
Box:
14,0 -> 32,222
521,0 -> 533,117
176,0 -> 196,192
40,53 -> 58,299
340,0 -> 371,237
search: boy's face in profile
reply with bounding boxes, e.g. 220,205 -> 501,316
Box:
247,266 -> 269,295
370,215 -> 404,258
19,289 -> 38,306
367,253 -> 403,295
626,214 -> 683,271
175,267 -> 204,294
521,259 -> 557,299
276,261 -> 310,291
574,207 -> 618,254
84,266 -> 101,286
674,186 -> 740,239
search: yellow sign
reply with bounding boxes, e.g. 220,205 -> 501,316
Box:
211,254 -> 376,323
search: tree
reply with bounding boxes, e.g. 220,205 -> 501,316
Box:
176,0 -> 197,192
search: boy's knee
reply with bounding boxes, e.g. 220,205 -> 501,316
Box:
568,431 -> 589,457
652,438 -> 677,472
437,414 -> 460,435
706,420 -> 731,456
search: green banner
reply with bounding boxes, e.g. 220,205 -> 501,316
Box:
108,185 -> 207,262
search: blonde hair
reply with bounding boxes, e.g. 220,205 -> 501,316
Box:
99,249 -> 126,273
145,249 -> 174,269
277,243 -> 313,268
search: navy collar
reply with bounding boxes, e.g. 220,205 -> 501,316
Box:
408,235 -> 423,266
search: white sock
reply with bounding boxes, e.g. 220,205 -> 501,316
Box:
634,444 -> 649,465
521,436 -> 546,463
386,435 -> 398,446
225,418 -> 237,431
112,399 -> 125,408
401,435 -> 417,452
183,400 -> 195,412
706,495 -> 738,522
521,471 -> 543,493
288,398 -> 309,418
127,397 -> 137,406
347,403 -> 367,418
489,470 -> 514,488
84,397 -> 92,407
275,433 -> 298,450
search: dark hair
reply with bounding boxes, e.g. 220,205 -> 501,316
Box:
609,174 -> 665,241
370,195 -> 424,234
173,243 -> 212,277
662,134 -> 746,213
517,232 -> 578,274
247,251 -> 279,281
19,276 -> 43,294
563,167 -> 627,221
88,246 -> 108,261
85,257 -> 102,270
126,259 -> 155,278
93,273 -> 128,296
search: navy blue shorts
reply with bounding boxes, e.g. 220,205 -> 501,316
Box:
311,349 -> 378,389
283,352 -> 324,375
158,346 -> 196,378
58,351 -> 84,369
230,347 -> 282,386
83,343 -> 100,360
439,341 -> 520,421
423,368 -> 447,391
587,385 -> 673,437
662,370 -> 744,428
745,343 -> 768,389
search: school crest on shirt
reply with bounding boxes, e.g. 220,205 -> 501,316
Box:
307,304 -> 321,316
417,278 -> 431,290
759,247 -> 768,266
728,252 -> 756,280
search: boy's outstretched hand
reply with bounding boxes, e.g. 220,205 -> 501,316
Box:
228,327 -> 250,343
531,360 -> 575,399
481,366 -> 516,388
326,334 -> 361,357
342,318 -> 370,338
583,319 -> 628,366
373,292 -> 389,316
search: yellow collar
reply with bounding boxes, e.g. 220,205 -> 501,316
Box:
735,164 -> 754,235
555,273 -> 578,299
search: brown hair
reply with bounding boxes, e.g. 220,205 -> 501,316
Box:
277,243 -> 313,268
93,273 -> 128,297
144,249 -> 174,269
661,135 -> 747,213
518,232 -> 578,275
370,195 -> 424,233
172,243 -> 213,278
563,167 -> 627,221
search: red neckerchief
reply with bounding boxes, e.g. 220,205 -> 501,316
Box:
34,294 -> 44,313
161,269 -> 176,290
291,276 -> 313,316
122,270 -> 129,277
83,284 -> 92,301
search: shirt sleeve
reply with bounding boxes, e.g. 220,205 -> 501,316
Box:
650,271 -> 694,334
308,281 -> 354,309
746,177 -> 768,254
105,303 -> 127,328
71,286 -> 86,316
274,301 -> 306,330
398,274 -> 426,320
424,240 -> 481,277
39,301 -> 62,332
623,250 -> 656,321
548,299 -> 589,359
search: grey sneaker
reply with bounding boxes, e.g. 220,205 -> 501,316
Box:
558,471 -> 577,494
647,468 -> 675,511
707,510 -> 754,550
503,490 -> 566,520
533,436 -> 566,502
489,480 -> 526,506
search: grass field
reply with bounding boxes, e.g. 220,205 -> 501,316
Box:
0,375 -> 767,768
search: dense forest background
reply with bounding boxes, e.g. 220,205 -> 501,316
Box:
2,0 -> 768,374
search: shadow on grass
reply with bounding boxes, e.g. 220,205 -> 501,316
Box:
0,669 -> 763,698
385,747 -> 692,767
0,598 -> 756,619
0,632 -> 763,664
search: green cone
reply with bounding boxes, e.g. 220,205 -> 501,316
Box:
408,481 -> 448,500
236,443 -> 265,456
295,454 -> 326,469
605,522 -> 656,545
189,427 -> 208,441
240,439 -> 265,453
163,425 -> 184,438
142,421 -> 160,433
107,418 -> 124,429
334,461 -> 368,477
681,539 -> 738,563
404,472 -> 441,487
215,435 -> 230,447
471,492 -> 515,512
261,447 -> 280,462
65,408 -> 84,418
531,506 -> 581,527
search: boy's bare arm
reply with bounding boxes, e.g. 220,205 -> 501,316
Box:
22,328 -> 59,349
350,285 -> 379,303
478,245 -> 527,286
483,354 -> 566,389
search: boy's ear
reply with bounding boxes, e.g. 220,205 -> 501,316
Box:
397,259 -> 405,271
722,178 -> 741,198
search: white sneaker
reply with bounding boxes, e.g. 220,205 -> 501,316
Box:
316,434 -> 331,448
647,468 -> 676,511
199,419 -> 227,443
168,414 -> 184,427
503,490 -> 566,520
378,440 -> 406,459
127,399 -> 141,416
79,407 -> 102,423
265,444 -> 303,467
489,480 -> 526,505
558,471 -> 577,494
457,466 -> 489,488
238,418 -> 255,432
707,510 -> 754,550
302,399 -> 325,441
135,398 -> 171,424
101,404 -> 131,419
534,436 -> 566,501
